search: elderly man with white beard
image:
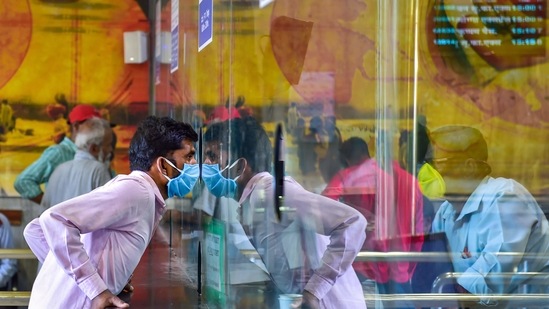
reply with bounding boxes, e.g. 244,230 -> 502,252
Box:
41,116 -> 114,209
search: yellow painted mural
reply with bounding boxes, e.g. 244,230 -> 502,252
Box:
1,0 -> 548,197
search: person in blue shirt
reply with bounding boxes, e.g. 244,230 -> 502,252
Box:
430,125 -> 549,307
0,212 -> 17,292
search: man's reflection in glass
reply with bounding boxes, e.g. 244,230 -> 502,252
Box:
193,130 -> 271,308
202,117 -> 367,309
431,125 -> 549,307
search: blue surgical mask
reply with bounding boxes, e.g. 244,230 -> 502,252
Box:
161,159 -> 199,198
202,160 -> 241,198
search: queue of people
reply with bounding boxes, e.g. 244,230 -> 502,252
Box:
5,105 -> 549,309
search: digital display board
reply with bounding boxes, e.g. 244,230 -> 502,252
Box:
431,0 -> 546,57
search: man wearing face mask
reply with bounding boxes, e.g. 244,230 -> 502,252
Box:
23,116 -> 199,308
431,125 -> 549,307
192,141 -> 271,301
41,117 -> 114,209
202,117 -> 367,309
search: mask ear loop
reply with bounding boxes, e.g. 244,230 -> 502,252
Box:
222,158 -> 244,180
162,157 -> 183,173
159,158 -> 184,182
157,157 -> 171,181
221,158 -> 241,173
238,160 -> 247,181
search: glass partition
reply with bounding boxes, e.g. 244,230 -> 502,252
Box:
1,0 -> 548,307
175,0 -> 549,307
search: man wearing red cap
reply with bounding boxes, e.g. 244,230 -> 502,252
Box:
14,104 -> 101,204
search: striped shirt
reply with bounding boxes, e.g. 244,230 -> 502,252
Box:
14,137 -> 77,199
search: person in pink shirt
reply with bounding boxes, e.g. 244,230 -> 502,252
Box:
202,117 -> 367,309
23,116 -> 199,309
322,137 -> 424,308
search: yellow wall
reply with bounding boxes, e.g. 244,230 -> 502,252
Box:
1,0 -> 549,195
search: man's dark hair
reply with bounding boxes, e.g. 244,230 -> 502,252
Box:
339,137 -> 370,167
204,117 -> 272,173
129,116 -> 198,171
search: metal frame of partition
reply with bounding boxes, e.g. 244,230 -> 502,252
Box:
364,293 -> 549,308
0,249 -> 35,307
240,249 -> 549,308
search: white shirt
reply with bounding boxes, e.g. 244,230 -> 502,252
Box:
239,172 -> 367,309
41,150 -> 112,209
24,171 -> 166,308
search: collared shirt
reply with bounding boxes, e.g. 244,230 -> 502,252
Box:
0,213 -> 17,288
239,172 -> 367,309
432,176 -> 549,305
24,171 -> 166,308
41,150 -> 112,209
14,137 -> 78,199
322,159 -> 424,283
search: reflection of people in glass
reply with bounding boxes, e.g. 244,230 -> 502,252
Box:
398,122 -> 437,231
322,137 -> 424,308
318,116 -> 343,185
286,102 -> 300,135
298,116 -> 325,178
203,117 -> 367,309
0,213 -> 17,293
430,125 -> 549,306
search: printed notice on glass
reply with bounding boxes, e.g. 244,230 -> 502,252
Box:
171,0 -> 179,73
430,0 -> 546,57
198,0 -> 213,52
205,232 -> 222,291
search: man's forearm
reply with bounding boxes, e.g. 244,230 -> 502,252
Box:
14,177 -> 44,203
30,193 -> 43,204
